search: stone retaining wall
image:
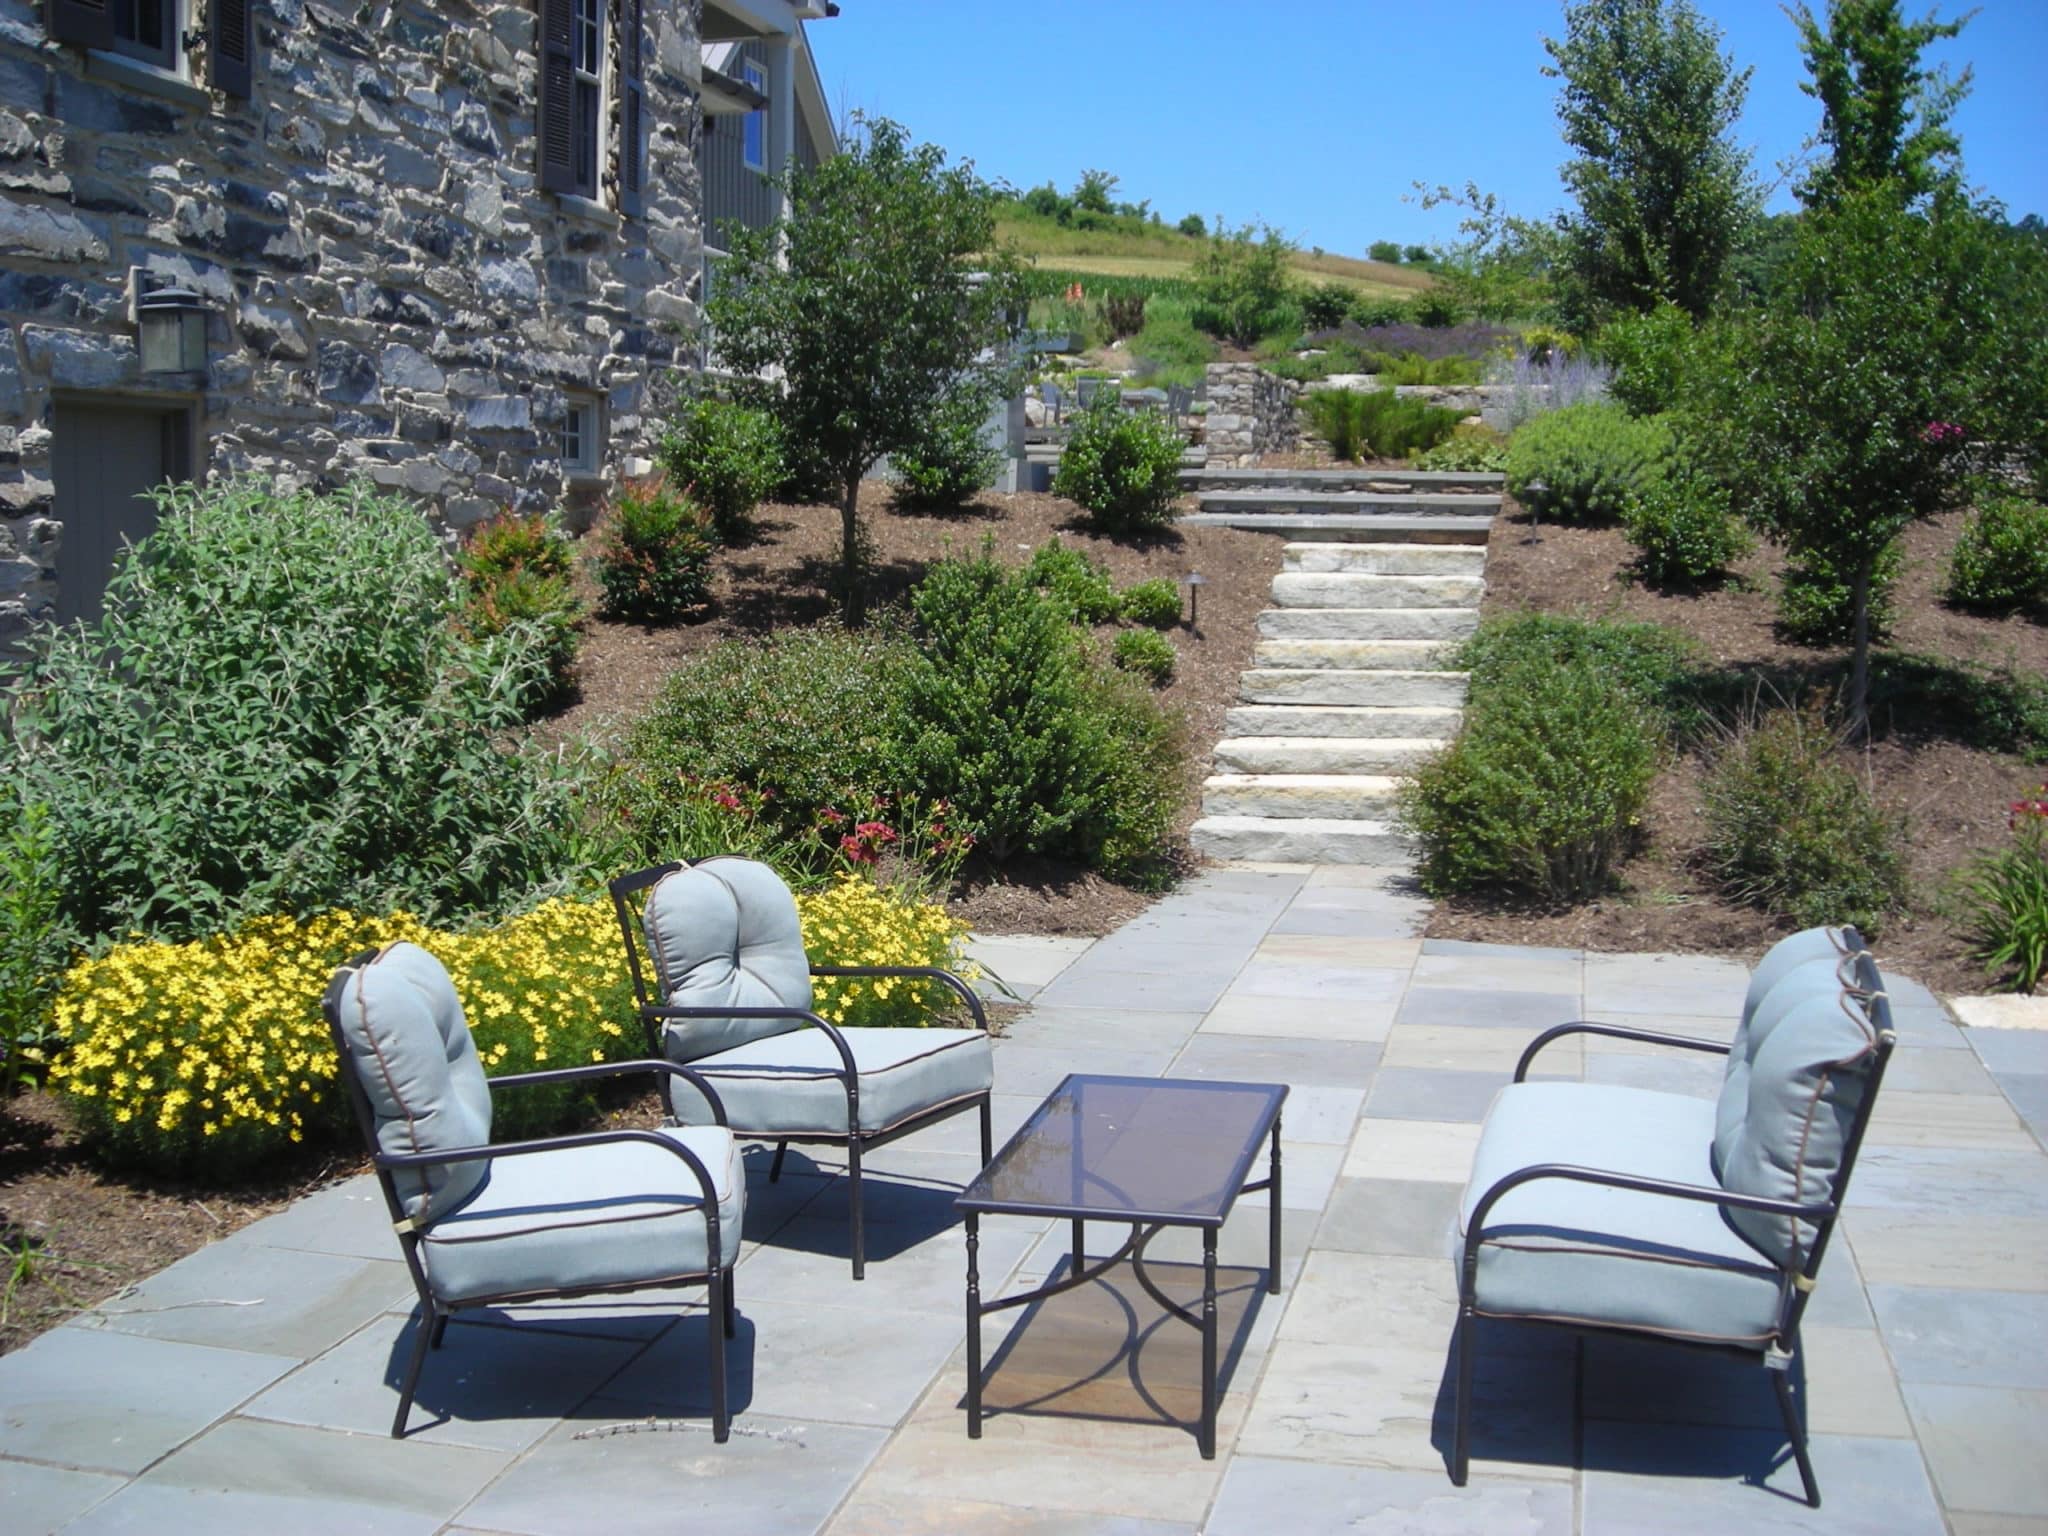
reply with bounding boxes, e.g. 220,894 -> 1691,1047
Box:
1201,362 -> 1298,465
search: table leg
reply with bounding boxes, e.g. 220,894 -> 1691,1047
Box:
966,1211 -> 983,1438
1269,1116 -> 1283,1295
1201,1226 -> 1218,1460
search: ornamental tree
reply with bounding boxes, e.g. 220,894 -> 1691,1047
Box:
1791,0 -> 1972,211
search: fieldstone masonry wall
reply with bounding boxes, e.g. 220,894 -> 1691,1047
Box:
1200,362 -> 1297,466
0,0 -> 708,632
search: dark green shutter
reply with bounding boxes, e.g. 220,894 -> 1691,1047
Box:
45,0 -> 114,49
211,0 -> 254,98
537,0 -> 577,195
618,0 -> 645,216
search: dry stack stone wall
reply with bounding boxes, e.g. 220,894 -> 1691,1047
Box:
0,0 -> 707,632
1201,362 -> 1297,466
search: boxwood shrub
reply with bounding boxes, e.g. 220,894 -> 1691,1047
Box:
1506,403 -> 1674,526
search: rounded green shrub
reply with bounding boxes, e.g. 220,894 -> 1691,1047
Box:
1624,454 -> 1750,590
659,396 -> 785,540
1052,396 -> 1186,535
457,512 -> 583,714
1458,611 -> 1713,741
891,387 -> 1000,513
1595,301 -> 1697,417
1026,539 -> 1119,623
1112,627 -> 1176,685
591,482 -> 716,623
1697,698 -> 1908,934
1117,577 -> 1183,628
1505,403 -> 1674,526
1777,542 -> 1902,646
1412,428 -> 1509,473
1944,492 -> 2048,613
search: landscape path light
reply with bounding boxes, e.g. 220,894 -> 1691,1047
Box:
1180,570 -> 1208,631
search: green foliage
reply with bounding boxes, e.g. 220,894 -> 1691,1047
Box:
1052,396 -> 1186,534
1374,352 -> 1483,386
1411,288 -> 1465,328
591,481 -> 716,623
890,385 -> 1001,513
1944,492 -> 2048,613
1177,212 -> 1206,238
1777,539 -> 1902,647
1118,578 -> 1183,628
2,480 -> 574,941
1412,428 -> 1509,472
900,554 -> 1183,874
1698,697 -> 1909,932
1368,240 -> 1404,263
658,395 -> 785,541
1304,388 -> 1462,463
1956,800 -> 2048,993
1401,646 -> 1660,901
1112,627 -> 1176,685
456,512 -> 582,715
1102,291 -> 1147,340
1545,0 -> 1759,324
0,797 -> 66,1095
1190,224 -> 1299,347
1862,653 -> 2048,760
1505,403 -> 1674,524
1459,610 -> 1715,741
1791,0 -> 1971,210
1412,183 -> 1565,324
1128,296 -> 1218,388
1596,301 -> 1700,416
1624,445 -> 1751,588
1300,282 -> 1355,332
707,115 -> 1021,622
1026,539 -> 1120,622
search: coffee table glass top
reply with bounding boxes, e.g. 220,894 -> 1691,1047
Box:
957,1074 -> 1287,1227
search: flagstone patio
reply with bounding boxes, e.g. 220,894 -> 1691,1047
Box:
3,865 -> 2043,1534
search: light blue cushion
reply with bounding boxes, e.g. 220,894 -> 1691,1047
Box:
1714,955 -> 1850,1172
419,1125 -> 744,1304
668,1026 -> 994,1137
1460,1082 -> 1785,1345
1738,926 -> 1855,1040
643,858 -> 814,1063
333,942 -> 493,1225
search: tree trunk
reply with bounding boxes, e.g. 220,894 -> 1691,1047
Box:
1848,555 -> 1872,740
839,475 -> 866,627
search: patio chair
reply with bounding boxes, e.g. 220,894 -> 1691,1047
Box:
610,857 -> 995,1280
1040,380 -> 1063,425
1452,925 -> 1896,1508
1166,384 -> 1193,428
321,942 -> 745,1440
1075,376 -> 1104,410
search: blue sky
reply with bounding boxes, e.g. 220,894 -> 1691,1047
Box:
812,1 -> 2048,255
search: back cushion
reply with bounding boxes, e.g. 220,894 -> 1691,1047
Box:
1739,926 -> 1854,1040
1714,953 -> 1849,1164
643,857 -> 814,1063
335,942 -> 493,1224
1716,981 -> 1881,1267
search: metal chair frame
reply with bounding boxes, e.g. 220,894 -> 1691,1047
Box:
609,859 -> 994,1280
321,951 -> 743,1441
1452,943 -> 1896,1509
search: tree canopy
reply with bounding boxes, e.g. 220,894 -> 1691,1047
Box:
1791,0 -> 1972,210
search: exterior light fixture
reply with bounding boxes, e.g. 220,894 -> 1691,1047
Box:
136,285 -> 209,376
1180,570 -> 1208,629
1522,478 -> 1547,544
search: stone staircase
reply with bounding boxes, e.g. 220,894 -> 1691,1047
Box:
1188,469 -> 1496,864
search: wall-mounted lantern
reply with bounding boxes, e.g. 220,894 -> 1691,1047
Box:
136,285 -> 209,376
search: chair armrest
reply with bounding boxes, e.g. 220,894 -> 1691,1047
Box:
376,1127 -> 728,1223
1514,1022 -> 1731,1082
809,964 -> 990,1032
640,1003 -> 860,1077
485,1059 -> 731,1126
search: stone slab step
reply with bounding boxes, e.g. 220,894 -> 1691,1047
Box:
1184,467 -> 1504,493
1224,703 -> 1465,738
1213,736 -> 1447,774
1257,607 -> 1481,641
1271,572 -> 1486,609
1283,542 -> 1487,575
1240,669 -> 1469,708
1201,773 -> 1404,819
1200,490 -> 1504,517
1179,512 -> 1492,544
1252,638 -> 1455,670
1189,815 -> 1413,864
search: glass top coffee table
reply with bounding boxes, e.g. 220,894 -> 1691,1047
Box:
955,1073 -> 1287,1459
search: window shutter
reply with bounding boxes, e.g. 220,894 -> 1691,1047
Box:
537,0 -> 577,195
211,0 -> 254,98
618,0 -> 645,216
45,0 -> 114,49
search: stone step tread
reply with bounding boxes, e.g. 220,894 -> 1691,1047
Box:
1204,772 -> 1407,789
1188,815 -> 1414,863
1179,513 -> 1493,544
1184,468 -> 1504,490
1252,640 -> 1454,663
1200,490 -> 1503,512
1211,737 -> 1449,774
1242,668 -> 1471,682
1216,736 -> 1449,753
1284,541 -> 1488,556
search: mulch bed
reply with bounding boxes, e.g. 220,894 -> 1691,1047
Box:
1425,500 -> 2048,994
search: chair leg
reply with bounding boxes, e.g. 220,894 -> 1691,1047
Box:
979,1096 -> 992,1165
429,1312 -> 448,1350
391,1307 -> 436,1439
847,1137 -> 867,1280
723,1266 -> 737,1339
707,1269 -> 729,1444
1450,1304 -> 1475,1485
768,1140 -> 788,1183
1772,1361 -> 1821,1508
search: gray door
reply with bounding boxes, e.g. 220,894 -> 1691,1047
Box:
52,401 -> 191,624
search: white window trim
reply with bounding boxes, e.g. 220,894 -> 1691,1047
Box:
570,0 -> 607,202
741,59 -> 766,172
562,395 -> 606,482
87,0 -> 206,102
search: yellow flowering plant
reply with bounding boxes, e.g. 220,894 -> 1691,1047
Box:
51,898 -> 636,1178
795,874 -> 978,1030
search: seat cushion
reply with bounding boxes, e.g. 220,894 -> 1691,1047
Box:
1459,1082 -> 1785,1346
332,942 -> 493,1225
644,858 -> 813,1063
419,1125 -> 744,1305
666,1027 -> 994,1137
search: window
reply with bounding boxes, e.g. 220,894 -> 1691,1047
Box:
46,0 -> 253,97
538,0 -> 645,215
570,0 -> 602,199
111,0 -> 175,69
741,59 -> 766,170
562,397 -> 603,478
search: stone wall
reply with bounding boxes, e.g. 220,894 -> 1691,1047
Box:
0,0 -> 707,632
1200,362 -> 1297,466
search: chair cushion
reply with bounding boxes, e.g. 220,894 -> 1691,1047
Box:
1713,954 -> 1851,1172
419,1125 -> 744,1304
1715,983 -> 1881,1267
332,942 -> 493,1225
1738,926 -> 1855,1031
1459,1082 -> 1785,1346
667,1027 -> 994,1137
644,858 -> 813,1063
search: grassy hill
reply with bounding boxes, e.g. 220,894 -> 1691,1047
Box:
991,213 -> 1437,300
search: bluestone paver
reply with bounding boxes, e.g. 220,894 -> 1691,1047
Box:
1208,1457 -> 1574,1535
1395,985 -> 1582,1031
1169,1033 -> 1383,1089
1903,1384 -> 2048,1518
1869,1286 -> 2048,1389
1317,1176 -> 1460,1259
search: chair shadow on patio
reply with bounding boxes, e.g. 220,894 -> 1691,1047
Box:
961,1254 -> 1273,1445
1427,1322 -> 1824,1503
735,1144 -> 971,1265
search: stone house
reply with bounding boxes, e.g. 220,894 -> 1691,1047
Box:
0,0 -> 837,634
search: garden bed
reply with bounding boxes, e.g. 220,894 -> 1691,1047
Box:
1425,500 -> 2048,992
